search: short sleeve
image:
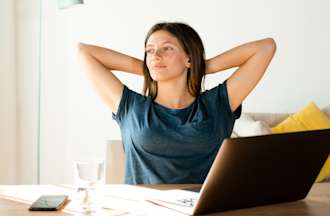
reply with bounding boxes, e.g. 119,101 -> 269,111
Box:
221,80 -> 242,120
204,80 -> 242,121
112,85 -> 131,123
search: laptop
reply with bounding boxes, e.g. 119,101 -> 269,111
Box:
147,128 -> 330,215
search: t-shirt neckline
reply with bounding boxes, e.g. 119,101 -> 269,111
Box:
152,98 -> 198,112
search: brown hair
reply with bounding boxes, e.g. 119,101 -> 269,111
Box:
143,22 -> 206,100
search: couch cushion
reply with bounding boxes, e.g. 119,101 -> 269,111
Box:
230,131 -> 239,138
322,106 -> 330,118
247,112 -> 290,127
271,102 -> 330,182
233,113 -> 272,137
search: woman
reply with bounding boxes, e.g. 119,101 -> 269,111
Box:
78,22 -> 276,184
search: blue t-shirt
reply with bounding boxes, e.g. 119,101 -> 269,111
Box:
112,80 -> 242,184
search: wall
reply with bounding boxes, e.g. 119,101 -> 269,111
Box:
0,0 -> 17,184
16,0 -> 40,184
14,0 -> 330,183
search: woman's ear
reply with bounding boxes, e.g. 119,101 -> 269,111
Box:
186,57 -> 191,68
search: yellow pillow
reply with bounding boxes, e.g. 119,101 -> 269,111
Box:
271,102 -> 330,182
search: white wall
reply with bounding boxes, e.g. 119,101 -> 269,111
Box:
15,0 -> 40,184
14,0 -> 330,183
0,0 -> 17,184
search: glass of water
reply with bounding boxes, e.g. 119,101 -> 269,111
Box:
73,159 -> 105,213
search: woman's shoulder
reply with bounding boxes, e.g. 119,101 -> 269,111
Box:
200,82 -> 225,98
112,85 -> 150,122
123,85 -> 148,101
200,80 -> 242,120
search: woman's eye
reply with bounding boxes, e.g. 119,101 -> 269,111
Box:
164,47 -> 173,51
146,49 -> 153,54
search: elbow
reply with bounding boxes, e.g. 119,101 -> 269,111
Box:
78,43 -> 92,56
261,38 -> 277,54
78,43 -> 87,53
77,43 -> 92,67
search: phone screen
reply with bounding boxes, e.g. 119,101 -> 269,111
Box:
29,195 -> 69,211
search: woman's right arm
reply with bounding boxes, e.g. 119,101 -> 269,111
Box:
78,43 -> 143,114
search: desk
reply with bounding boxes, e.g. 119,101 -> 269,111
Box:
0,183 -> 330,216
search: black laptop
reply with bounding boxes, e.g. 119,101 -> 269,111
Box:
148,129 -> 330,215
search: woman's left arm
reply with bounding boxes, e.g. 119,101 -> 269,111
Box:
206,38 -> 276,112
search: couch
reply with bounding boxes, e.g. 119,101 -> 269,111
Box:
106,106 -> 330,184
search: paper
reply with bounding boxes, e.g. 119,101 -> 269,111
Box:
146,189 -> 199,215
101,185 -> 199,215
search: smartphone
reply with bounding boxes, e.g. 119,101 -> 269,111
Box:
29,195 -> 69,211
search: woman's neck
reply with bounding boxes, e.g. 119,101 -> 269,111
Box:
155,81 -> 196,109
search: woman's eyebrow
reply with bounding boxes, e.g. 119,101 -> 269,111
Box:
146,41 -> 174,47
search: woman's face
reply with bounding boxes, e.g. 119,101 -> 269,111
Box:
145,30 -> 191,82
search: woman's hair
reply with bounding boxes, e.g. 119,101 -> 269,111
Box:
143,22 -> 206,100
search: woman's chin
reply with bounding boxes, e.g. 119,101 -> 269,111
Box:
151,77 -> 162,82
150,74 -> 165,82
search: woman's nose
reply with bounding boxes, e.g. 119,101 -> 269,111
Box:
151,49 -> 162,59
155,49 -> 163,57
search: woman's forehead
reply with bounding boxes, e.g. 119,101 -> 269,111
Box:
146,30 -> 180,47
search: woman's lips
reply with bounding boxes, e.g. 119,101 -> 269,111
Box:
153,65 -> 167,69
